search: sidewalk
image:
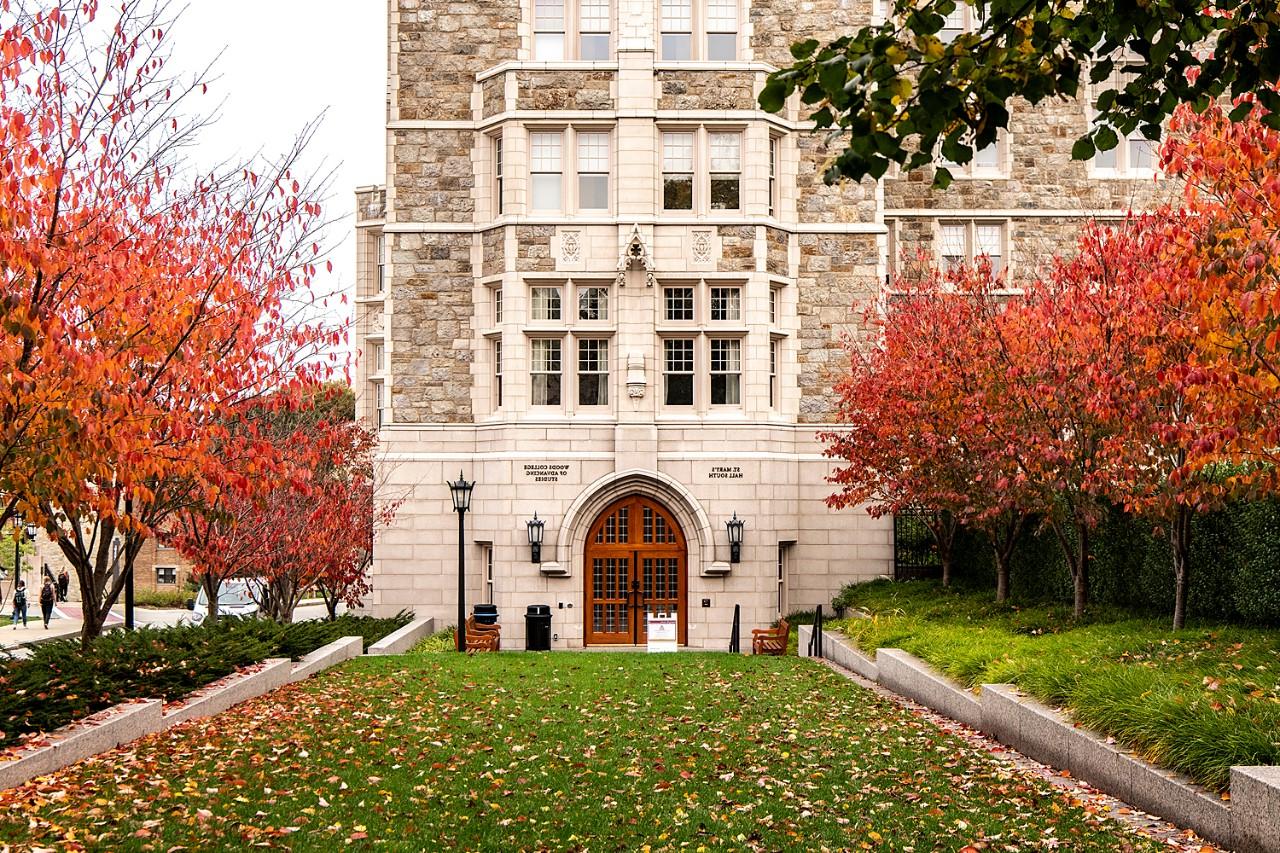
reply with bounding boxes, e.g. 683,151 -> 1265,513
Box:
0,605 -> 124,651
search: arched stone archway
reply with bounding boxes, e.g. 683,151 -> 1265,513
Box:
554,469 -> 718,579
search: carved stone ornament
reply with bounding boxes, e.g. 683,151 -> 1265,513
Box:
561,230 -> 582,264
692,230 -> 713,264
626,351 -> 646,398
616,223 -> 656,287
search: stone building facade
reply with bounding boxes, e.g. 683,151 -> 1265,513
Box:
355,0 -> 1172,648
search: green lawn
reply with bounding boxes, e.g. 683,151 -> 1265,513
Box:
829,580 -> 1280,791
0,652 -> 1162,851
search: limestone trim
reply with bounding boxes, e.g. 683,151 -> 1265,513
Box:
393,111 -> 802,133
886,208 -> 1132,218
382,219 -> 886,235
554,468 -> 717,577
475,59 -> 779,82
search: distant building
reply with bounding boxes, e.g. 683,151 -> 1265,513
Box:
354,0 -> 1171,647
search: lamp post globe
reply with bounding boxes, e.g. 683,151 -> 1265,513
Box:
447,472 -> 476,651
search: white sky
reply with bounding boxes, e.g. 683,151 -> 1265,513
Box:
170,1 -> 388,359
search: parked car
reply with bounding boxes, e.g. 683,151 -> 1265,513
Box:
186,578 -> 265,624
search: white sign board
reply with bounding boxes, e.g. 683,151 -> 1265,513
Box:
647,613 -> 678,653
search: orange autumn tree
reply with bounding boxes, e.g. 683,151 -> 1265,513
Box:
825,260 -> 1032,597
0,2 -> 339,645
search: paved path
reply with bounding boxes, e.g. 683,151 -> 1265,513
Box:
0,601 -> 342,655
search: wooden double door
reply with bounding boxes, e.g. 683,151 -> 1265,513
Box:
584,495 -> 687,645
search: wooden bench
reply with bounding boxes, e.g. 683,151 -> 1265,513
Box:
463,616 -> 501,652
752,619 -> 790,656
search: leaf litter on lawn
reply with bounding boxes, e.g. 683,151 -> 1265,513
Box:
0,653 -> 1168,851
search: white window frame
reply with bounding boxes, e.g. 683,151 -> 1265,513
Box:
576,338 -> 610,407
708,337 -> 741,406
576,131 -> 611,212
577,284 -> 610,322
493,338 -> 504,409
528,126 -> 613,213
530,337 -> 564,407
1087,61 -> 1160,178
663,285 -> 696,322
938,129 -> 1010,179
663,337 -> 697,407
530,131 -> 565,211
660,0 -> 738,61
483,544 -> 495,604
375,234 -> 386,295
938,220 -> 1008,276
530,285 -> 564,322
534,0 -> 613,61
939,3 -> 983,42
493,134 -> 505,215
768,135 -> 780,217
156,566 -> 177,585
660,126 -> 745,214
768,338 -> 779,409
709,286 -> 742,322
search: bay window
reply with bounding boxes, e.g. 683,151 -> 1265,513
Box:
531,339 -> 563,406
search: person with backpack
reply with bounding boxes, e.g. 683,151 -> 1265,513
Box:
56,568 -> 69,602
39,577 -> 56,629
11,580 -> 27,629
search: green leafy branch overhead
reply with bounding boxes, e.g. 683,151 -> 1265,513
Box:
759,0 -> 1280,188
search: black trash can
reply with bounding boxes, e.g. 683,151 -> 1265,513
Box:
473,603 -> 499,626
525,604 -> 552,651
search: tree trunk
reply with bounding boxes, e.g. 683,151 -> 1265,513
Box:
1171,504 -> 1193,631
990,513 -> 1025,604
1072,522 -> 1090,619
1048,517 -> 1090,619
929,511 -> 959,588
203,575 -> 221,624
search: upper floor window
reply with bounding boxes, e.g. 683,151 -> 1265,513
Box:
156,566 -> 177,585
577,132 -> 610,211
530,127 -> 613,213
664,286 -> 695,321
939,3 -> 983,42
710,286 -> 741,321
578,285 -> 609,321
709,133 -> 741,210
531,132 -> 564,211
493,136 -> 505,215
493,339 -> 504,408
531,338 -> 563,406
661,0 -> 738,61
940,221 -> 1005,275
939,130 -> 1009,178
662,128 -> 743,213
375,235 -> 386,294
768,135 -> 780,216
1089,63 -> 1158,176
535,0 -> 612,61
531,286 -> 563,321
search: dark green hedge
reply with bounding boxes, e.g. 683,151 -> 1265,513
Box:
951,500 -> 1280,625
0,611 -> 412,747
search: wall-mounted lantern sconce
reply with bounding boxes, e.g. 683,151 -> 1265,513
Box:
726,512 -> 745,564
527,513 -> 545,564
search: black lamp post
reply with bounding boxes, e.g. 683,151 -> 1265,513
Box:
448,471 -> 475,652
527,513 -> 545,564
726,513 -> 745,564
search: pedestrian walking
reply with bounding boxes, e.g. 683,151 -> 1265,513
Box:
11,580 -> 27,629
56,568 -> 69,602
39,578 -> 55,629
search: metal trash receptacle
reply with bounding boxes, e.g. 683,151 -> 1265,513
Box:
525,604 -> 552,651
473,603 -> 499,626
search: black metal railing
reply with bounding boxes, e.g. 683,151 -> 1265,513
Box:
893,509 -> 943,581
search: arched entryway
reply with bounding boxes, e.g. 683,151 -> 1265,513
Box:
584,494 -> 688,645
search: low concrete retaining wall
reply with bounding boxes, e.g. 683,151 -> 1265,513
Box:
289,636 -> 363,682
163,658 -> 293,726
0,700 -> 164,790
367,617 -> 436,655
803,627 -> 1280,853
0,631 -> 370,791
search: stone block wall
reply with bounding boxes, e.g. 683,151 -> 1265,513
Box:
656,71 -> 757,111
389,233 -> 475,424
517,71 -> 615,111
515,226 -> 556,272
716,225 -> 756,273
795,134 -> 879,224
796,232 -> 880,423
392,0 -> 520,122
749,0 -> 874,69
392,128 -> 476,224
766,226 -> 789,276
